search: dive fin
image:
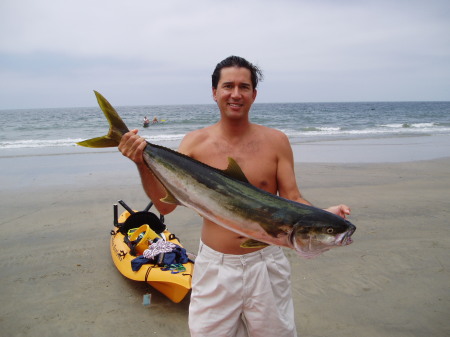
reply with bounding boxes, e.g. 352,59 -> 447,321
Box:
77,91 -> 130,148
240,239 -> 270,248
223,157 -> 249,183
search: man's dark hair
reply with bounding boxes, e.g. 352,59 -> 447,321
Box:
211,56 -> 263,90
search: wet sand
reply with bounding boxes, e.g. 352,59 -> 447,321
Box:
1,143 -> 449,336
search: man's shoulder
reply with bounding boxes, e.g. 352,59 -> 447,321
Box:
184,125 -> 215,142
252,123 -> 289,140
178,125 -> 217,155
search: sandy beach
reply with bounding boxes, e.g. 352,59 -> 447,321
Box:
1,138 -> 449,337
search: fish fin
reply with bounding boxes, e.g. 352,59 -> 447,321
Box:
222,157 -> 249,183
77,91 -> 130,148
77,136 -> 119,148
160,190 -> 180,205
240,239 -> 270,248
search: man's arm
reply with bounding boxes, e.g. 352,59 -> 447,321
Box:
275,131 -> 351,218
118,130 -> 176,215
275,131 -> 312,205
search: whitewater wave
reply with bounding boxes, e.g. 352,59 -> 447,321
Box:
382,122 -> 436,129
284,123 -> 450,139
0,138 -> 84,149
0,134 -> 186,150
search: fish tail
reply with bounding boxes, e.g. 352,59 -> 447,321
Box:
77,91 -> 130,148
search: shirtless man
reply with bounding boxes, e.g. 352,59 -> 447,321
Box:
118,56 -> 350,337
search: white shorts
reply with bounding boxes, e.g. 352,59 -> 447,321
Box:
189,241 -> 297,337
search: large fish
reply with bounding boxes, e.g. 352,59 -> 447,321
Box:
78,91 -> 356,258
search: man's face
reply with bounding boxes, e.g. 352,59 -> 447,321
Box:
212,66 -> 257,120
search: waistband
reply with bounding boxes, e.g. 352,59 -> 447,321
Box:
198,240 -> 282,264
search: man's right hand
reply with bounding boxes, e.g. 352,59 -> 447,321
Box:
118,129 -> 147,165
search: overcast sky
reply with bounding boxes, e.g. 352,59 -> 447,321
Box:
1,0 -> 449,109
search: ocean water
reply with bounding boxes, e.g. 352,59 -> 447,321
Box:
1,101 -> 449,155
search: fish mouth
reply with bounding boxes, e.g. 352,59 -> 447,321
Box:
338,231 -> 353,246
337,222 -> 356,246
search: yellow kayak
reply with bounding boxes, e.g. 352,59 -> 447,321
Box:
110,200 -> 194,303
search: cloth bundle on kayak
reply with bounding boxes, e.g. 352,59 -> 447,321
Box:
143,239 -> 176,259
131,238 -> 189,271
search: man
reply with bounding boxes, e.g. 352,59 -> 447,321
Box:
118,56 -> 350,336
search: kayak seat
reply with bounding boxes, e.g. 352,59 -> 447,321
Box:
119,211 -> 166,236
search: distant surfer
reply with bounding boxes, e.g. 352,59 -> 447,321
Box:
152,116 -> 159,124
143,116 -> 150,128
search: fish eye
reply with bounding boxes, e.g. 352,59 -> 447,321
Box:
326,227 -> 334,234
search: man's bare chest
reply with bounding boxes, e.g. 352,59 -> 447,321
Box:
195,141 -> 277,192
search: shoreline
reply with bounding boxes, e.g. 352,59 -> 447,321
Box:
1,133 -> 449,162
291,133 -> 450,163
1,133 -> 449,192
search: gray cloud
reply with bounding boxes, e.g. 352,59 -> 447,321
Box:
1,0 -> 449,108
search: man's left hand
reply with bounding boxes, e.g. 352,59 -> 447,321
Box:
325,204 -> 351,218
